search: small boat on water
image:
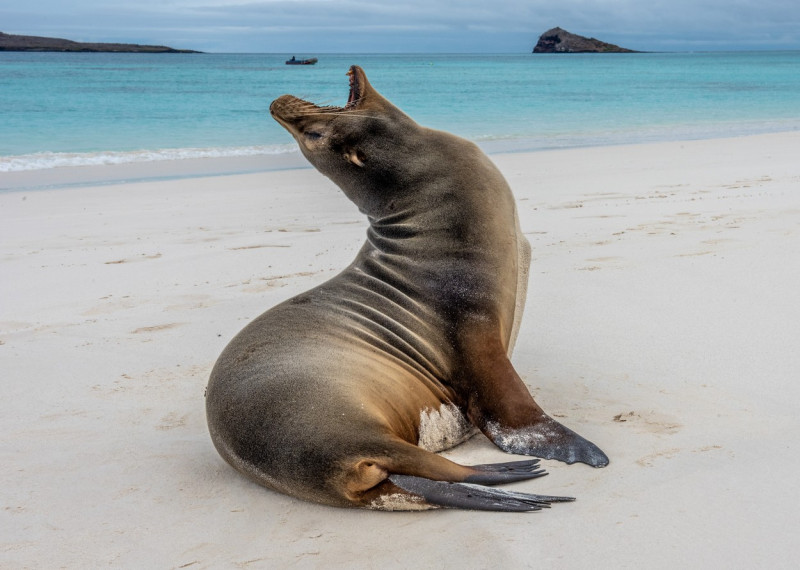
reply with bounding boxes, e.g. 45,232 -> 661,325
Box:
286,56 -> 318,65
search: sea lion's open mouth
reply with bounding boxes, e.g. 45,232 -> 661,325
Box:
270,65 -> 365,123
345,66 -> 361,109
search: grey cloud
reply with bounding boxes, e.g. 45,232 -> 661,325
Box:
3,0 -> 799,51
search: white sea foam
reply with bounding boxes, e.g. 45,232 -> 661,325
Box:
0,145 -> 297,173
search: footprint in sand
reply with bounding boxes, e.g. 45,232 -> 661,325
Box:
131,323 -> 184,334
104,253 -> 162,264
156,412 -> 188,431
612,410 -> 682,435
227,244 -> 291,250
164,295 -> 218,312
578,256 -> 625,271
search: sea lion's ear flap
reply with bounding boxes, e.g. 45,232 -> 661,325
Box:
345,149 -> 366,168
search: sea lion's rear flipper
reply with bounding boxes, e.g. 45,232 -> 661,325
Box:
352,444 -> 567,511
464,458 -> 547,485
388,474 -> 574,512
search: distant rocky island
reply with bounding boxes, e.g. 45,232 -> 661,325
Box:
533,27 -> 636,53
0,32 -> 201,53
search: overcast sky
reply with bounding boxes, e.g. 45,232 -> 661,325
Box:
4,0 -> 799,53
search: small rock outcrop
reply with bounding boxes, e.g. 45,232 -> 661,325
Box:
0,32 -> 201,53
533,27 -> 636,53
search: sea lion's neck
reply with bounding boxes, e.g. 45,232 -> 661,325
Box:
355,165 -> 517,316
364,147 -> 516,261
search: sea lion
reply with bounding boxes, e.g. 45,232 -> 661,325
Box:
205,66 -> 608,512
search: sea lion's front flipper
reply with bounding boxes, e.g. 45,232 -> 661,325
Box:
484,416 -> 610,467
462,336 -> 610,468
388,474 -> 574,512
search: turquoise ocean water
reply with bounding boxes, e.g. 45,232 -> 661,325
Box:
1,51 -> 799,175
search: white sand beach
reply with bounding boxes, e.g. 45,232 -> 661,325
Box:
2,131 -> 799,568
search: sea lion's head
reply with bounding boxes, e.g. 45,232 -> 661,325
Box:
270,66 -> 425,215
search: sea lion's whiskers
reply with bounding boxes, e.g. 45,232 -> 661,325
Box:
314,98 -> 338,107
299,111 -> 388,121
294,107 -> 344,115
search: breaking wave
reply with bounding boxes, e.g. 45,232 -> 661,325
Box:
0,145 -> 297,172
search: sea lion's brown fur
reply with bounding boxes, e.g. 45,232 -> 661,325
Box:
205,66 -> 608,511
